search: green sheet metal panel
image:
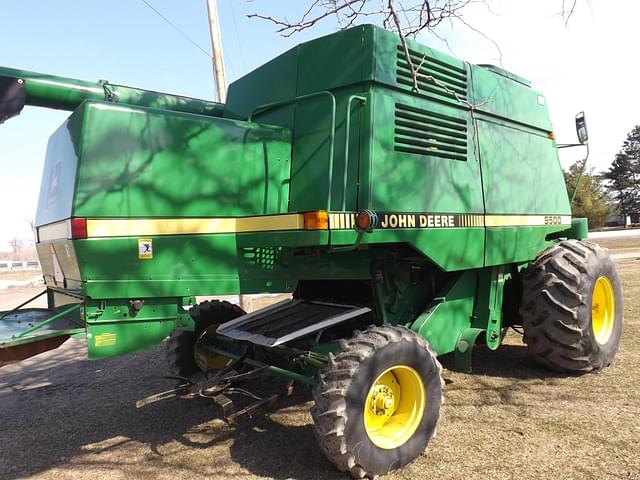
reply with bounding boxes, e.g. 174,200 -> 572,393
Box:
74,229 -> 373,299
364,27 -> 484,260
72,102 -> 292,218
296,26 -> 370,95
476,119 -> 569,214
86,317 -> 176,359
354,86 -> 485,270
288,92 -> 337,212
365,228 -> 485,271
288,88 -> 365,212
476,118 -> 570,265
76,234 -> 295,299
484,226 -> 558,266
224,46 -> 300,126
288,26 -> 371,213
76,234 -> 241,298
470,64 -> 552,132
367,90 -> 483,213
410,271 -> 477,355
372,27 -> 469,108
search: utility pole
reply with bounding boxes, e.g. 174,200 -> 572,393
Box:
205,0 -> 249,311
205,0 -> 227,103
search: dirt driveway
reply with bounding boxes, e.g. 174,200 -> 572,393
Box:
1,244 -> 639,480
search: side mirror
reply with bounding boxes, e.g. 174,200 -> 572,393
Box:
575,111 -> 588,144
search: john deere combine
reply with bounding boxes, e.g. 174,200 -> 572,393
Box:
0,25 -> 623,478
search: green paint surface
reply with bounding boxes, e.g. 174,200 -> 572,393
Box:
74,102 -> 292,218
410,271 -> 477,355
27,25 -> 577,362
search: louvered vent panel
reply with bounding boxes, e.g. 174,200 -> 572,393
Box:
394,103 -> 468,161
396,46 -> 468,101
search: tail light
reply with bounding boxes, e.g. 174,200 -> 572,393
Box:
356,210 -> 378,232
70,217 -> 87,239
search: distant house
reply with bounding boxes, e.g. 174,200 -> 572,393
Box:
604,214 -> 640,227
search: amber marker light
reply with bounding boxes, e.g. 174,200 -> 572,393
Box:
70,217 -> 88,239
304,211 -> 329,230
548,131 -> 556,140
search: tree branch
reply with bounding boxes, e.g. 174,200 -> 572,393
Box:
247,0 -> 367,37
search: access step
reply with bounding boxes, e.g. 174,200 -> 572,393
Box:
216,299 -> 371,347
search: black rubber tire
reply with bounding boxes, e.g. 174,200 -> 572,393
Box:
502,271 -> 523,328
311,325 -> 444,479
166,300 -> 245,377
520,240 -> 623,373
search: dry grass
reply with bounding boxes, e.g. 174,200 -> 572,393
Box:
0,242 -> 639,480
592,236 -> 640,252
419,259 -> 640,480
0,270 -> 42,282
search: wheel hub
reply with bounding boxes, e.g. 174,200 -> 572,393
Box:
363,365 -> 425,450
370,385 -> 396,416
592,276 -> 615,345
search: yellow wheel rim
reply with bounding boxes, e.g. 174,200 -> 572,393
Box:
363,365 -> 425,449
592,276 -> 615,345
194,324 -> 231,370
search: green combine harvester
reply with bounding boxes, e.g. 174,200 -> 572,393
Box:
0,25 -> 623,478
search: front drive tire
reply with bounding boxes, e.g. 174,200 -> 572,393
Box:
311,325 -> 443,479
520,240 -> 623,373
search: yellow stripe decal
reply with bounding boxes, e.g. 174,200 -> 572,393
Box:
327,213 -> 570,230
39,212 -> 572,240
86,214 -> 305,238
484,215 -> 571,227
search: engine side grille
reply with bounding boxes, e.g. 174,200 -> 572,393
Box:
394,103 -> 468,161
396,45 -> 468,102
242,247 -> 280,271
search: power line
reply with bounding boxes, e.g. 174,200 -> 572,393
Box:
139,0 -> 212,60
228,0 -> 247,73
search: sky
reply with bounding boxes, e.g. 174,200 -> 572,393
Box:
0,0 -> 636,251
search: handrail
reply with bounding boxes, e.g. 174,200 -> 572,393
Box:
342,95 -> 367,211
249,91 -> 337,211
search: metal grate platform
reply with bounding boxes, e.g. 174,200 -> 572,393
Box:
216,299 -> 371,347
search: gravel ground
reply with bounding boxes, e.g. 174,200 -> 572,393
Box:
1,239 -> 639,480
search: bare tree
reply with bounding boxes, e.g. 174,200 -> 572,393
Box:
560,0 -> 585,26
9,237 -> 23,254
249,1 -> 587,94
248,1 -> 476,39
250,1 -> 491,95
28,219 -> 37,245
249,1 -> 587,39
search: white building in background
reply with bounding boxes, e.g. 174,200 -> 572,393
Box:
605,214 -> 640,227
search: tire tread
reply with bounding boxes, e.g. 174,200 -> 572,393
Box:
520,239 -> 617,372
166,300 -> 244,377
311,325 -> 443,478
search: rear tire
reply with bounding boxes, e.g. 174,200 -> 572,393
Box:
311,325 -> 443,478
520,240 -> 623,372
166,300 -> 245,377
